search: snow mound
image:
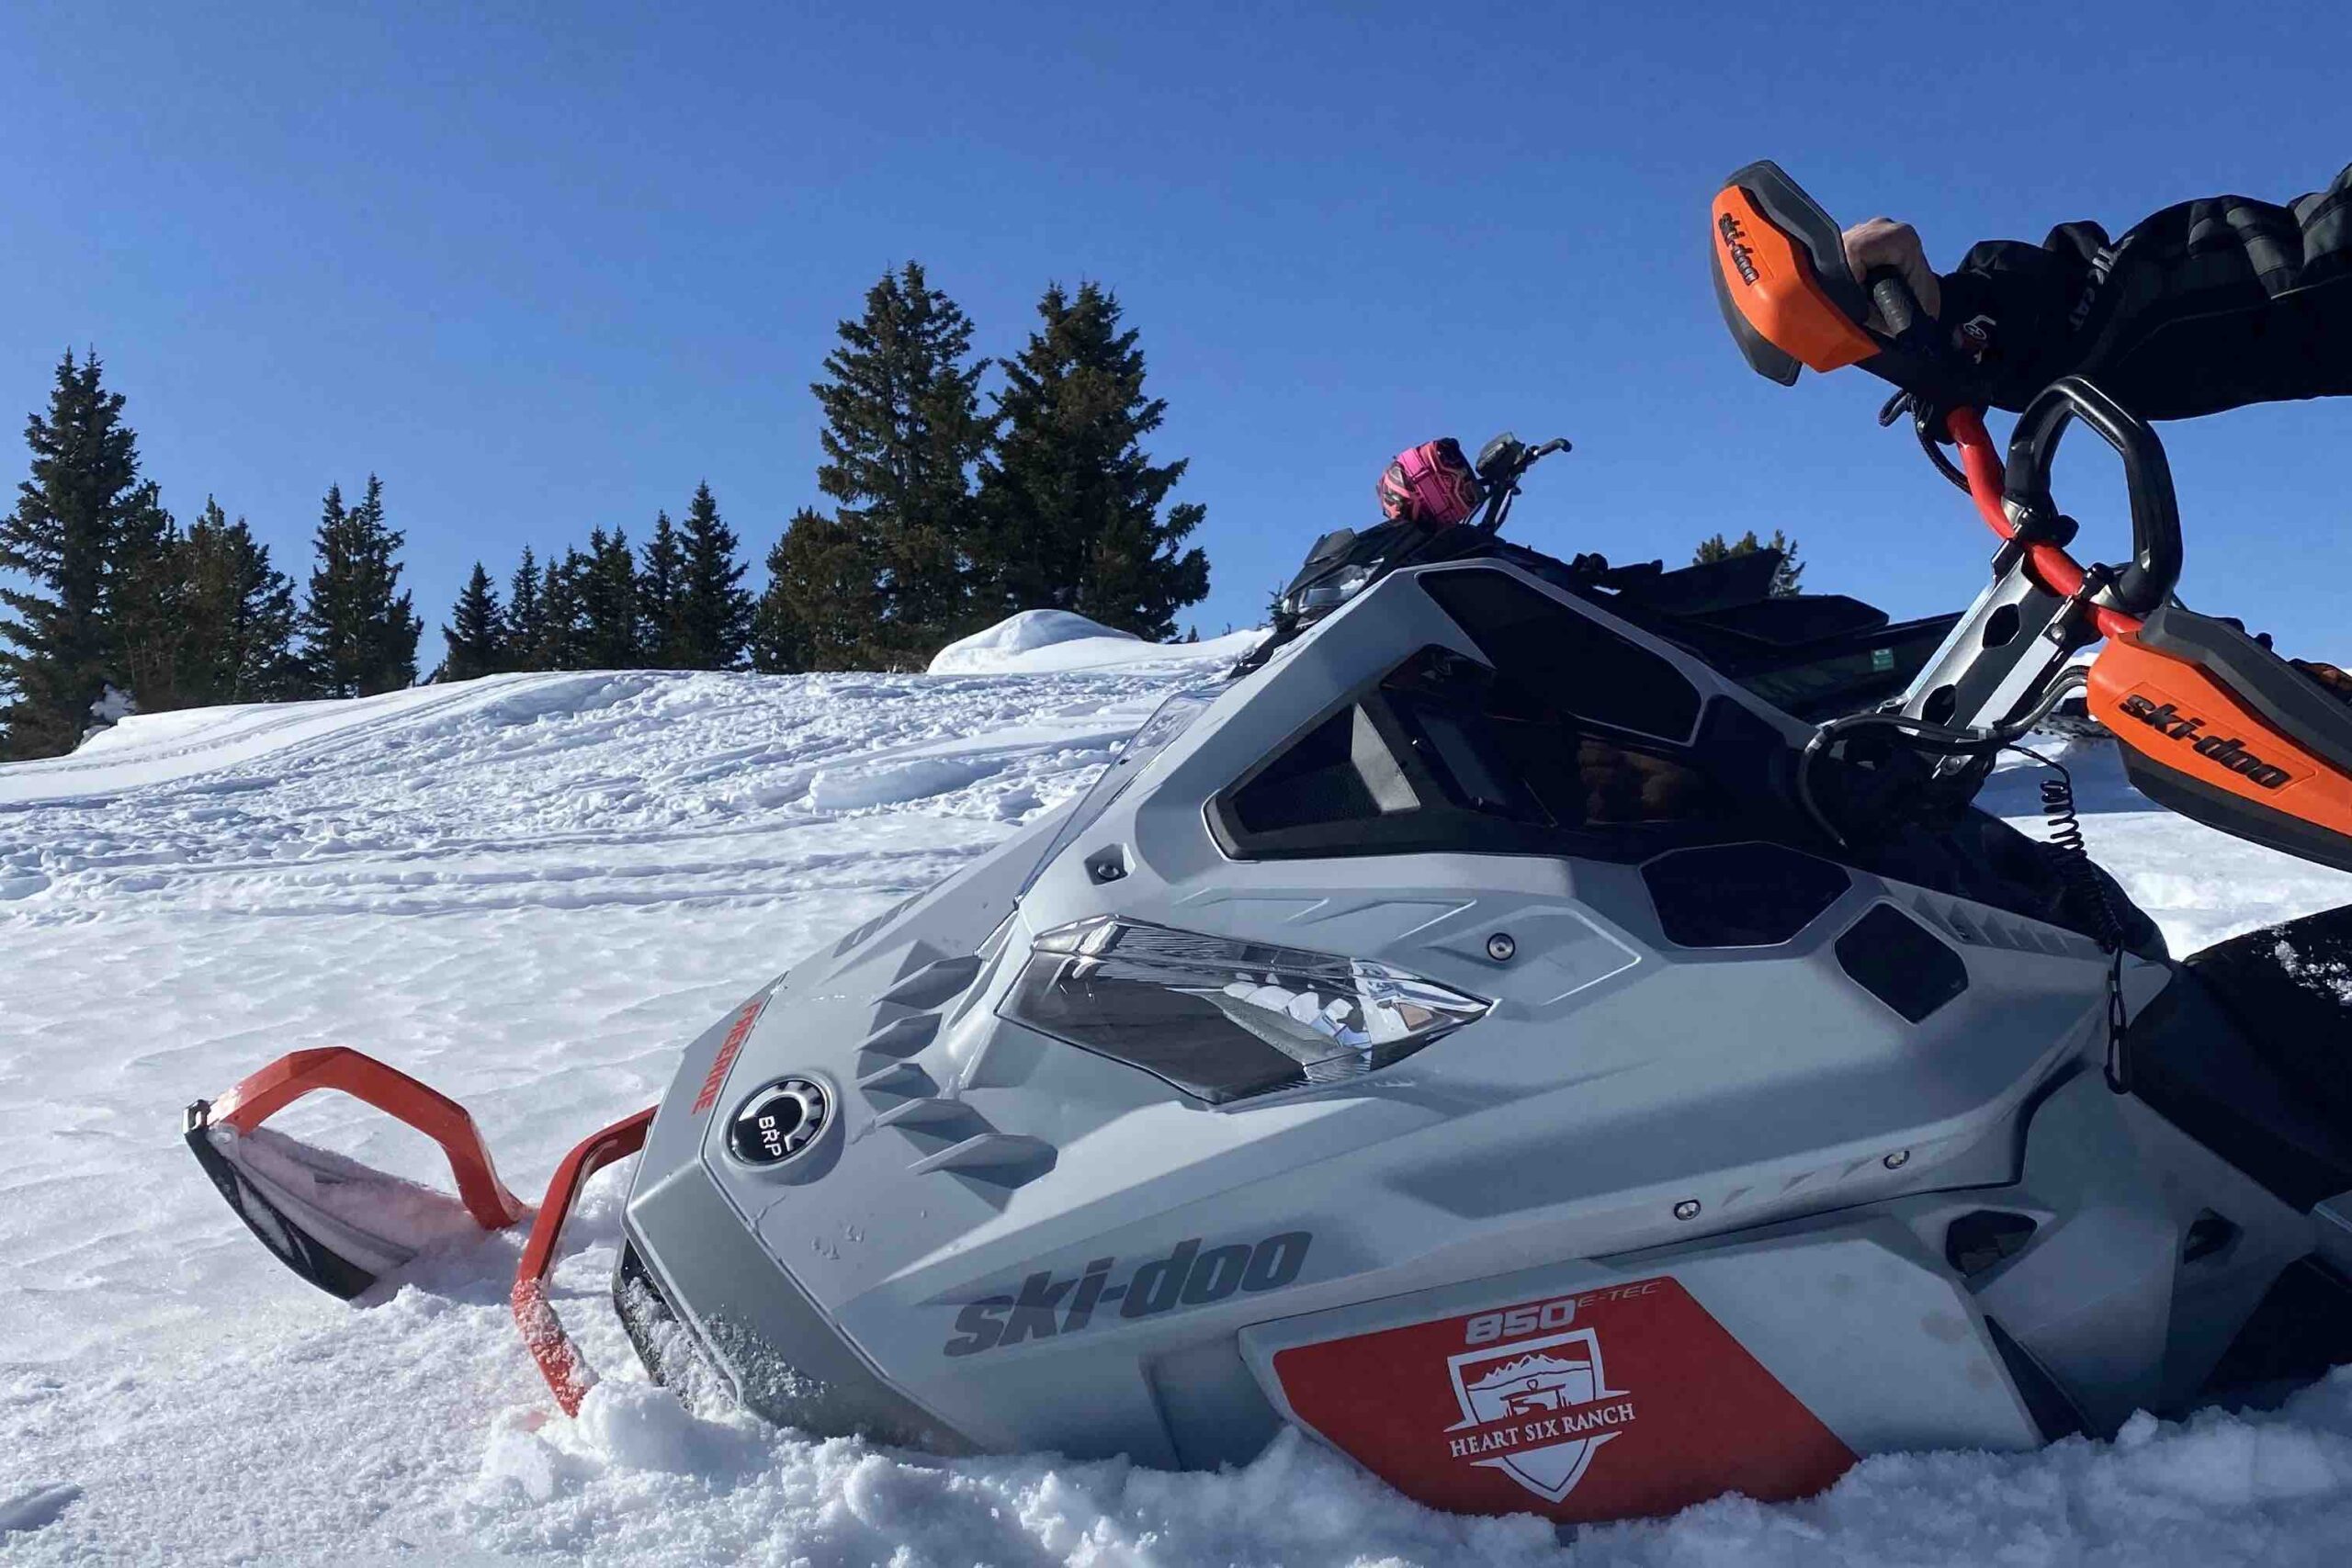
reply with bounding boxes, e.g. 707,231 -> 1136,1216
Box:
928,610 -> 1258,675
926,610 -> 1135,673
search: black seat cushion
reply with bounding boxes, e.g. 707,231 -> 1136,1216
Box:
2132,905 -> 2352,1209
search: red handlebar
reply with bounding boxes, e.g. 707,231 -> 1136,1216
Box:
1944,408 -> 2143,641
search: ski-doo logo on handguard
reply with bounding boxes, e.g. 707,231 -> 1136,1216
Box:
1718,213 -> 1760,286
2119,694 -> 2294,790
943,1231 -> 1311,1357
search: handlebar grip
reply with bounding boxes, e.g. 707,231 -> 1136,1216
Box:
1867,270 -> 1918,338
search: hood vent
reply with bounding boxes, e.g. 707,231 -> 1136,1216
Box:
878,955 -> 988,1010
854,952 -> 1053,1190
854,1060 -> 929,1094
857,1014 -> 941,1059
909,1133 -> 1056,1182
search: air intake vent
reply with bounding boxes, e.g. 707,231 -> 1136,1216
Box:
1908,894 -> 2101,962
1643,842 -> 1849,947
1945,1210 -> 2037,1279
1837,905 -> 1969,1022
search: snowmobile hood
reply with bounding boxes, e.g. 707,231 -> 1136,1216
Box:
616,560 -> 2150,1459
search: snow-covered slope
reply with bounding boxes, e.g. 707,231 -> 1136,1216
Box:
5,656 -> 2352,1567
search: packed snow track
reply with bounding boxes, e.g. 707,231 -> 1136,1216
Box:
5,643 -> 2352,1566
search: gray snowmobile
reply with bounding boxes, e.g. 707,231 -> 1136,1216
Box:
186,164 -> 2352,1526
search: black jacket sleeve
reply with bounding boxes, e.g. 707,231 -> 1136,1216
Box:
1938,164 -> 2352,418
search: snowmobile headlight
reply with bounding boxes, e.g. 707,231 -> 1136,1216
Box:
1002,917 -> 1491,1105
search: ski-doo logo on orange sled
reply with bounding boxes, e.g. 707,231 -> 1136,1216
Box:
2119,694 -> 2293,790
1271,1276 -> 1855,1522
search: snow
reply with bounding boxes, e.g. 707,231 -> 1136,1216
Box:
4,660 -> 2352,1565
924,610 -> 1256,675
2275,939 -> 2352,1007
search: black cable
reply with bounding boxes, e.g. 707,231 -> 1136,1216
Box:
2007,741 -> 2132,1095
1797,668 -> 2091,847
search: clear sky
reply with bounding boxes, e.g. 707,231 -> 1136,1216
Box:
4,2 -> 2346,657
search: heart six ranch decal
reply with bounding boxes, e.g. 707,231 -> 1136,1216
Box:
1269,1276 -> 1856,1521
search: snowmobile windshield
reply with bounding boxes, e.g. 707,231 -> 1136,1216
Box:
1211,646 -> 1747,865
1020,686 -> 1221,897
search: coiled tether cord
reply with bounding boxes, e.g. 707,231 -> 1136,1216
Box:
2013,743 -> 2133,1093
1800,667 -> 2132,1092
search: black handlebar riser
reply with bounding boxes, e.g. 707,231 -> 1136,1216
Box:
2003,377 -> 2184,617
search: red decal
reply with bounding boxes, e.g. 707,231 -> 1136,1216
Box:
691,996 -> 769,1116
1271,1276 -> 1854,1522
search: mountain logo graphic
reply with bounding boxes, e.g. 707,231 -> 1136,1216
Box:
1444,1327 -> 1635,1503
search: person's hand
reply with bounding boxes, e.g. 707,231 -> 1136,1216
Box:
1841,218 -> 1942,326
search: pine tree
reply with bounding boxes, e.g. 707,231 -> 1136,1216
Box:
178,498 -> 299,703
298,475 -> 423,697
346,476 -> 423,688
109,481 -> 185,714
637,512 -> 685,667
811,263 -> 993,663
752,508 -> 876,672
537,548 -> 587,670
577,525 -> 639,668
0,351 -> 142,756
974,282 -> 1208,640
674,481 -> 752,669
1692,529 -> 1805,596
438,562 -> 507,682
296,480 -> 348,690
505,547 -> 544,671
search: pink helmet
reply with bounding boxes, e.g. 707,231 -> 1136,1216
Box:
1376,437 -> 1481,526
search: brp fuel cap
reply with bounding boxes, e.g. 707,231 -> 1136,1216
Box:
728,1077 -> 831,1167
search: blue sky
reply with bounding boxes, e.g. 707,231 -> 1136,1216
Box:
4,2 -> 2347,655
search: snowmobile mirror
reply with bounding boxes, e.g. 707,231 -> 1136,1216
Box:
1475,432 -> 1525,483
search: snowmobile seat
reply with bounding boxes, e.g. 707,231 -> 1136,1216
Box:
1609,549 -> 1784,615
1685,593 -> 1891,648
2131,904 -> 2352,1210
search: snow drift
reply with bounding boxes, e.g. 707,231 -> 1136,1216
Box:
925,609 -> 1256,675
5,654 -> 2352,1565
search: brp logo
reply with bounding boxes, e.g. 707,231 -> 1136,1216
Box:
729,1077 -> 831,1167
